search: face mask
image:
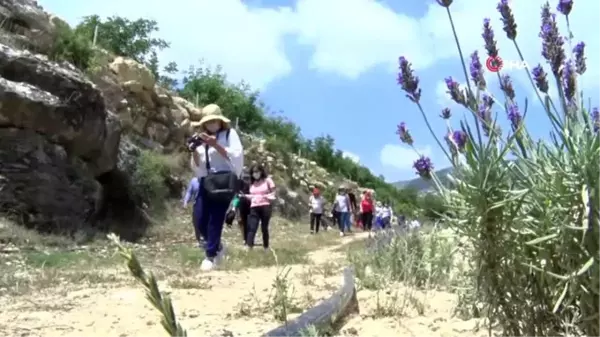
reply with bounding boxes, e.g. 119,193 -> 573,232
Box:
252,173 -> 261,180
205,122 -> 220,134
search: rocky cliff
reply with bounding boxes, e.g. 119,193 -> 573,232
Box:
0,0 -> 363,240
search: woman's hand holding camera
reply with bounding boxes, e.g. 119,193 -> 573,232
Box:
187,133 -> 218,152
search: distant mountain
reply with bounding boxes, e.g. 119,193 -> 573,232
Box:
393,167 -> 454,193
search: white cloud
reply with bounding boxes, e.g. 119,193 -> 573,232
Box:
380,144 -> 432,170
342,150 -> 360,163
40,0 -> 599,98
40,0 -> 296,89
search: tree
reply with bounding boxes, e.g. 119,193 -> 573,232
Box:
75,15 -> 169,66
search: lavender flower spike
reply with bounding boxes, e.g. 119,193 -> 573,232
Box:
592,107 -> 599,132
499,75 -> 516,101
562,60 -> 576,104
413,156 -> 434,180
508,103 -> 522,130
482,18 -> 499,58
497,0 -> 518,40
557,0 -> 573,16
440,108 -> 451,119
444,77 -> 467,106
397,56 -> 422,103
573,42 -> 587,75
532,64 -> 550,93
540,3 -> 566,75
452,130 -> 467,152
436,0 -> 452,7
396,122 -> 414,145
469,51 -> 487,90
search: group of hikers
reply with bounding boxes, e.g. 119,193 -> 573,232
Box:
180,103 -> 418,272
307,186 -> 397,236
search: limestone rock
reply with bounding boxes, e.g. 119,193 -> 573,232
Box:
0,43 -> 108,161
0,128 -> 100,233
109,56 -> 155,91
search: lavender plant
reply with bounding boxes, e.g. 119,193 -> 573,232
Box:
396,1 -> 598,335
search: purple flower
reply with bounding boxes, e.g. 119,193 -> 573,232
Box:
497,0 -> 517,40
476,94 -> 495,136
482,18 -> 499,58
540,4 -> 566,75
440,108 -> 452,119
413,156 -> 434,180
452,130 -> 467,152
397,56 -> 422,103
557,0 -> 573,15
562,60 -> 576,104
436,0 -> 452,7
469,51 -> 487,90
508,104 -> 522,130
592,107 -> 599,132
573,42 -> 586,75
444,77 -> 467,106
532,64 -> 550,93
499,74 -> 516,101
396,122 -> 414,145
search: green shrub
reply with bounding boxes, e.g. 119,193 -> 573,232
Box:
349,227 -> 461,291
47,21 -> 95,70
131,150 -> 169,209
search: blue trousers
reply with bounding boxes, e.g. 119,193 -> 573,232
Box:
193,178 -> 232,258
336,212 -> 350,232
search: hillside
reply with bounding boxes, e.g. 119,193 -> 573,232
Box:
0,0 -> 417,240
393,167 -> 453,193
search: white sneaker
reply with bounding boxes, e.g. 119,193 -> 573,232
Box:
200,258 -> 214,271
339,232 -> 345,237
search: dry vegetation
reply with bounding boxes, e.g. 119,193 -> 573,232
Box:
0,205 -> 496,337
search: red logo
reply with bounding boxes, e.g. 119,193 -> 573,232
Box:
486,56 -> 503,72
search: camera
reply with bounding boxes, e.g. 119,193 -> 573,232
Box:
186,134 -> 203,152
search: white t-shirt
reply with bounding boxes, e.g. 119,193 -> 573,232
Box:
381,206 -> 392,219
309,195 -> 324,214
334,194 -> 349,212
190,128 -> 244,178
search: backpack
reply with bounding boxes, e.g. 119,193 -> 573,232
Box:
202,128 -> 239,203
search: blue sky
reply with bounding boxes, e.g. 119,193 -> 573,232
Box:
39,0 -> 599,182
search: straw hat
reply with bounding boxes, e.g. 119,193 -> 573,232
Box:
190,104 -> 231,129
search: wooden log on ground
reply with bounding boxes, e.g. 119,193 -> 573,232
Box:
261,267 -> 358,337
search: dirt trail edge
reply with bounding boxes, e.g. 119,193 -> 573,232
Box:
0,233 -> 369,337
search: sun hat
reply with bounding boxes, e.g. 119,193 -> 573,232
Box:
190,104 -> 231,129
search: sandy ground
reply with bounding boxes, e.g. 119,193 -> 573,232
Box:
0,232 -> 490,337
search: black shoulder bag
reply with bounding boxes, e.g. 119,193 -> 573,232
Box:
202,129 -> 240,203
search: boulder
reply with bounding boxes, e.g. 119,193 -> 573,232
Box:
0,44 -> 108,161
109,56 -> 155,91
0,128 -> 100,234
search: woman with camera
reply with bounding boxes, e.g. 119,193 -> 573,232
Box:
188,104 -> 244,272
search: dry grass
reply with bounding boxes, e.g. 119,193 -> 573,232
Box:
0,204 -> 342,297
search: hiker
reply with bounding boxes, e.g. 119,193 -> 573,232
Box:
347,189 -> 358,229
188,104 -> 244,272
182,176 -> 203,243
334,186 -> 352,236
374,201 -> 383,229
360,191 -> 374,233
381,202 -> 392,229
309,187 -> 325,234
244,164 -> 276,250
237,170 -> 252,246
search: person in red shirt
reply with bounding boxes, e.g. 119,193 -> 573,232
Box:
360,191 -> 374,232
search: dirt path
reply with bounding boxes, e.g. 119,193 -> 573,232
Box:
0,233 -> 368,337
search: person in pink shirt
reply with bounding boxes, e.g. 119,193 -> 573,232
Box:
243,164 -> 276,250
